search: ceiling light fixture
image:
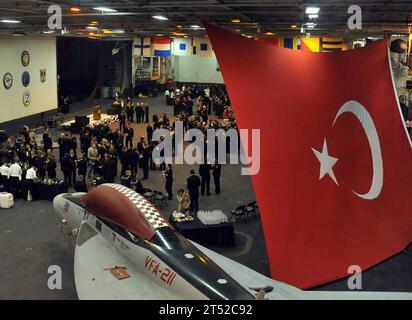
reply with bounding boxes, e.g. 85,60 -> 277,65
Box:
308,14 -> 318,19
70,7 -> 81,12
291,25 -> 298,29
191,25 -> 200,29
231,18 -> 240,23
153,15 -> 168,21
89,21 -> 99,25
306,7 -> 320,14
176,25 -> 183,28
172,32 -> 187,36
1,19 -> 21,24
265,31 -> 274,36
93,7 -> 117,12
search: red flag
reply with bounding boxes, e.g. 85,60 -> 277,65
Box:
205,23 -> 412,289
255,37 -> 279,47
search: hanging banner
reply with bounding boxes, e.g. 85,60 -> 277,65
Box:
205,22 -> 412,289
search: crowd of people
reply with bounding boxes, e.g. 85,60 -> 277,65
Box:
0,128 -> 60,199
165,84 -> 232,120
0,84 -> 233,214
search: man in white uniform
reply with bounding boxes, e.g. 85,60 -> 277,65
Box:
0,162 -> 10,189
24,164 -> 37,201
9,160 -> 22,198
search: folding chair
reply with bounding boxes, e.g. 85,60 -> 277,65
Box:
230,205 -> 248,222
153,190 -> 168,208
142,188 -> 154,202
245,201 -> 258,219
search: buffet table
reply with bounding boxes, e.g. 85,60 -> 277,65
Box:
169,216 -> 235,248
59,113 -> 118,130
32,180 -> 69,201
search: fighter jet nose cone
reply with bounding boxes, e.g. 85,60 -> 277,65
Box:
53,193 -> 69,218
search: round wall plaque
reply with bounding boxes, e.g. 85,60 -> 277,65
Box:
21,51 -> 30,67
23,91 -> 31,107
3,73 -> 13,89
22,71 -> 30,87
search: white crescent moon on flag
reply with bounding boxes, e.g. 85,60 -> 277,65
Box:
333,100 -> 384,200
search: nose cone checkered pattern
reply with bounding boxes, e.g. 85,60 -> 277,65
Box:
103,184 -> 169,230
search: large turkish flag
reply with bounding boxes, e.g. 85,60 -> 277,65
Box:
205,23 -> 412,289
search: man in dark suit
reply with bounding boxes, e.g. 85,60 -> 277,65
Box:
76,154 -> 87,178
68,149 -> 77,184
126,102 -> 134,123
102,154 -> 116,183
137,136 -> 146,154
60,153 -> 72,187
187,169 -> 201,214
74,175 -> 88,193
92,173 -> 105,187
152,113 -> 159,130
164,164 -> 173,200
57,133 -> 69,161
128,148 -> 139,177
119,112 -> 126,133
0,146 -> 9,164
124,123 -> 134,149
43,131 -> 53,153
33,151 -> 45,179
212,164 -> 222,195
146,123 -> 154,143
135,103 -> 143,124
199,163 -> 211,196
121,170 -> 132,188
80,130 -> 91,155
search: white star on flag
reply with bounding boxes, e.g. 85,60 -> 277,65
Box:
311,139 -> 339,185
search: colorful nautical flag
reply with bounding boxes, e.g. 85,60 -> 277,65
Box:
133,37 -> 151,57
154,38 -> 171,57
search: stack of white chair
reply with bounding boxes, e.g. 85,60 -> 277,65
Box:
198,210 -> 228,225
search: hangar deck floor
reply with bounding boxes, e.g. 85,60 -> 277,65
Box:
0,96 -> 411,299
